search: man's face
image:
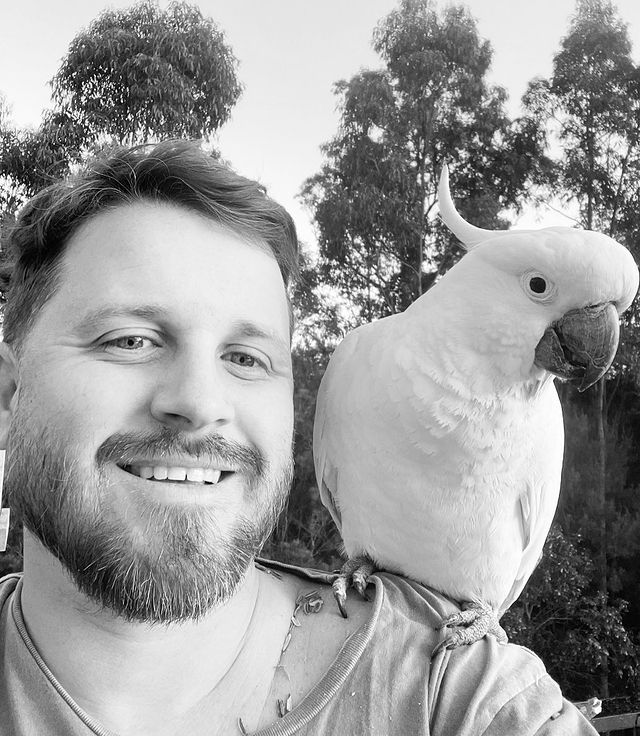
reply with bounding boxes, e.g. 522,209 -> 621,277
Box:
4,201 -> 294,623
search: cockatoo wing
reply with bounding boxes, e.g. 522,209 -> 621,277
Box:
314,307 -> 454,564
500,384 -> 564,613
314,315 -> 418,538
313,368 -> 342,532
313,328 -> 367,534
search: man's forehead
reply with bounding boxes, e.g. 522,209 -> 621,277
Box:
60,201 -> 283,288
67,199 -> 274,253
36,201 -> 291,338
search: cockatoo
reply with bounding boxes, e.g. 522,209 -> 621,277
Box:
313,167 -> 639,651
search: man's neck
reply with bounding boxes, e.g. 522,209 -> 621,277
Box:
18,532 -> 298,735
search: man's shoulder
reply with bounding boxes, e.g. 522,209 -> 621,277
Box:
259,558 -> 457,610
260,559 -> 535,657
256,561 -> 596,735
370,573 -> 595,733
260,559 -> 477,646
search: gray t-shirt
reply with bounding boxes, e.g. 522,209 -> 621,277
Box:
0,564 -> 597,735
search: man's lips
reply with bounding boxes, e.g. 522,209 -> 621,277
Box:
97,432 -> 264,487
118,464 -> 234,485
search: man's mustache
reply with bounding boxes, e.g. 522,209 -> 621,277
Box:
95,429 -> 264,477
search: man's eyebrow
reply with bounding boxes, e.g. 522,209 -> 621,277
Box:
230,320 -> 291,353
75,305 -> 170,332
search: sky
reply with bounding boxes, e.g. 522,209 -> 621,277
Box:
1,0 -> 640,248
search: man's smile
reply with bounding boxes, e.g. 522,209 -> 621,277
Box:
110,462 -> 245,506
121,464 -> 233,484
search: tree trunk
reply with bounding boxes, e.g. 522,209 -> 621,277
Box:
594,377 -> 609,698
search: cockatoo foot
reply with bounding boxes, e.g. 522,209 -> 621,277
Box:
332,555 -> 377,618
433,601 -> 507,655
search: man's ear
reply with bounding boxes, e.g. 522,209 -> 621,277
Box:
0,342 -> 18,449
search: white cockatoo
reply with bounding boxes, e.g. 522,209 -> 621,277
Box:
313,167 -> 639,650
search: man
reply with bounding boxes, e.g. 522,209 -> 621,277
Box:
0,141 -> 596,734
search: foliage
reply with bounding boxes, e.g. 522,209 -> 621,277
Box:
1,1 -> 241,220
523,0 -> 640,243
51,0 -> 241,145
498,377 -> 640,708
561,381 -> 640,620
503,525 -> 639,704
0,109 -> 87,210
301,0 -> 547,326
265,343 -> 343,571
517,0 -> 640,698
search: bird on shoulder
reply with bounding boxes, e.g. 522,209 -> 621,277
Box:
313,166 -> 639,652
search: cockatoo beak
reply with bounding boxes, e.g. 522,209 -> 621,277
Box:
534,303 -> 621,391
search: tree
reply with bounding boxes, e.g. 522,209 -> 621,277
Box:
524,0 -> 640,238
0,94 -> 20,216
262,251 -> 345,569
523,0 -> 640,697
1,109 -> 87,210
263,344 -> 343,570
1,1 -> 242,220
51,0 -> 241,145
502,525 -> 639,704
302,0 -> 547,327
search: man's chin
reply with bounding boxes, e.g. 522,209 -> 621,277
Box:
25,483 -> 284,624
23,482 -> 273,624
65,521 -> 260,624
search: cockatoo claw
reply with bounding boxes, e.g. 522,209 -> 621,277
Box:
352,569 -> 371,599
331,554 -> 377,618
332,576 -> 348,618
432,601 -> 507,656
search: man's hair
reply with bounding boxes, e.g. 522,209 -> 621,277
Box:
0,140 -> 299,348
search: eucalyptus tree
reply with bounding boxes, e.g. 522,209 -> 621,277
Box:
523,0 -> 640,698
51,0 -> 241,145
302,0 -> 545,326
1,1 -> 241,218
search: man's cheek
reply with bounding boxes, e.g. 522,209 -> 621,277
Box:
258,390 -> 294,448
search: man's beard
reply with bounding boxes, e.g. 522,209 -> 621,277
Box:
5,411 -> 293,625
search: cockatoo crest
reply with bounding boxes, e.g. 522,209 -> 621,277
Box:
437,164 -> 495,250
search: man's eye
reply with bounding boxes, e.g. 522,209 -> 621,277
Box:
224,351 -> 268,373
105,336 -> 153,350
230,353 -> 257,367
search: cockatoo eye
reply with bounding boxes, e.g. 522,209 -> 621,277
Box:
522,271 -> 556,302
529,277 -> 547,293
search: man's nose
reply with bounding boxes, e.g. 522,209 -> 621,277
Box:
149,349 -> 235,431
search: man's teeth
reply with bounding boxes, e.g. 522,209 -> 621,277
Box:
133,466 -> 223,484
